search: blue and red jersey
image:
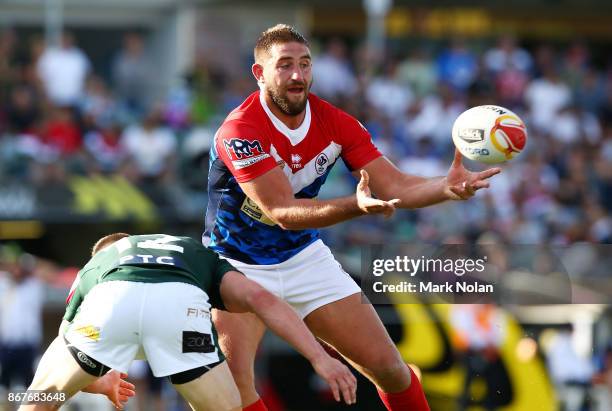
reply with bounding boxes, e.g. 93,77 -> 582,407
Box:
204,91 -> 381,264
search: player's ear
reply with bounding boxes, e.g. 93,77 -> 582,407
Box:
252,63 -> 264,86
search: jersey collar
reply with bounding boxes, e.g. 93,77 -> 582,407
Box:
259,89 -> 311,146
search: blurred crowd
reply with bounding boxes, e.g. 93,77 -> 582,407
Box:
0,29 -> 611,250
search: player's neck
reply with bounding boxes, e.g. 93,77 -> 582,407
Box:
263,93 -> 306,130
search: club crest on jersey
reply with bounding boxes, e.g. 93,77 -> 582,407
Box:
224,138 -> 270,169
315,153 -> 329,175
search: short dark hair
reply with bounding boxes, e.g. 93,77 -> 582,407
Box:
91,233 -> 130,256
254,24 -> 309,63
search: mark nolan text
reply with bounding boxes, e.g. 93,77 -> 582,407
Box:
373,281 -> 494,293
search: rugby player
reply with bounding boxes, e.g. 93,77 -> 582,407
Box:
21,233 -> 356,411
205,24 -> 501,411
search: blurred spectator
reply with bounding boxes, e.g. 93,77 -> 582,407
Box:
524,67 -> 572,134
83,121 -> 126,173
0,248 -> 44,390
575,68 -> 607,115
366,60 -> 413,118
592,346 -> 612,411
400,84 -> 465,149
563,40 -> 590,92
0,28 -> 18,103
5,85 -> 40,135
493,65 -> 529,109
396,47 -> 438,98
43,106 -> 82,155
311,38 -> 358,102
187,56 -> 221,125
484,34 -> 532,75
437,38 -> 478,92
164,78 -> 192,130
112,32 -> 152,117
546,326 -> 595,411
451,304 -> 507,411
398,138 -> 446,178
120,105 -> 177,182
36,32 -> 90,107
554,104 -> 602,145
80,75 -> 119,129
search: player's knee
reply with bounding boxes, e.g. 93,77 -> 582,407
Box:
231,371 -> 256,394
370,352 -> 410,384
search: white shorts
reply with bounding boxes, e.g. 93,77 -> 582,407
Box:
225,240 -> 361,318
64,281 -> 222,377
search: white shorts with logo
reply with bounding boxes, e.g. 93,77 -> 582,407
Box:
64,281 -> 222,377
225,240 -> 361,318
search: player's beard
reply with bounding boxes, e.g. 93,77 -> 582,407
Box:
266,80 -> 311,116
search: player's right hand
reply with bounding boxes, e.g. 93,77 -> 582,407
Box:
312,355 -> 357,405
356,170 -> 400,217
88,370 -> 135,410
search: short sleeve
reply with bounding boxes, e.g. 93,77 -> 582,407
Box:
215,121 -> 278,183
335,110 -> 382,171
63,270 -> 85,323
208,254 -> 242,311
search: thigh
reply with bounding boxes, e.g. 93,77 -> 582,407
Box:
304,293 -> 405,380
173,361 -> 241,411
283,241 -> 361,319
21,337 -> 98,410
212,310 -> 266,371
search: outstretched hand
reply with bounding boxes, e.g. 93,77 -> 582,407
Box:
311,354 -> 357,405
83,370 -> 135,410
445,149 -> 501,200
356,170 -> 400,217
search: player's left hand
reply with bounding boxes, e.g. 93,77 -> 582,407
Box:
444,149 -> 501,200
83,370 -> 136,410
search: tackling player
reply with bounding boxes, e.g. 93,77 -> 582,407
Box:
21,233 -> 356,411
205,24 -> 501,411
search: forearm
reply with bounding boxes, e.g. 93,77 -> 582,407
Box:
388,175 -> 449,209
249,292 -> 327,363
272,195 -> 365,230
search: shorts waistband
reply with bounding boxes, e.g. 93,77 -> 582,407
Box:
225,239 -> 325,270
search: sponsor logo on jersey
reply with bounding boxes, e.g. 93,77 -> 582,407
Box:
74,325 -> 101,342
223,138 -> 271,169
187,308 -> 211,319
315,153 -> 330,175
458,128 -> 485,143
118,254 -> 177,266
291,154 -> 302,169
241,197 -> 276,226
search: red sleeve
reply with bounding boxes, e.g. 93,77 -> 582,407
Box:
334,109 -> 382,171
215,120 -> 278,183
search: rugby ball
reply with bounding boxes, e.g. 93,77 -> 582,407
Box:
451,105 -> 527,164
